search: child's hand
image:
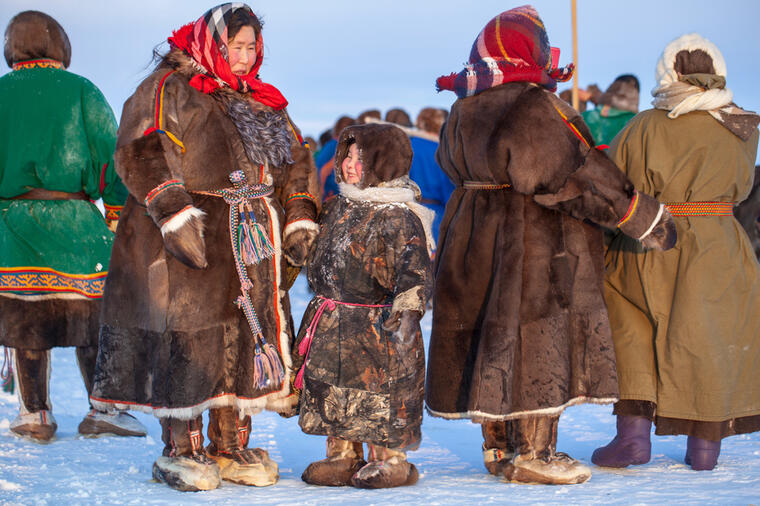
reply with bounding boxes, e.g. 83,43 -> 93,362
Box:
384,310 -> 421,346
283,227 -> 317,266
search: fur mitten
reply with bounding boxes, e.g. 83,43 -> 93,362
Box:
617,192 -> 677,251
282,221 -> 319,266
145,184 -> 207,269
640,208 -> 677,251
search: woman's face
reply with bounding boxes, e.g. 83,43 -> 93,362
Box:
228,25 -> 257,75
341,143 -> 363,185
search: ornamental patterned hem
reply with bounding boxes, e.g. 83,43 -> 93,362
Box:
12,59 -> 64,71
0,267 -> 107,298
104,204 -> 123,221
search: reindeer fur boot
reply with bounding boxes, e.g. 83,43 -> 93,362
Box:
482,420 -> 516,476
350,444 -> 419,489
153,416 -> 221,492
302,436 -> 366,486
206,407 -> 278,487
503,416 -> 591,485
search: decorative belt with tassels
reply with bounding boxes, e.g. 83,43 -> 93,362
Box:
664,202 -> 734,216
190,169 -> 284,390
461,180 -> 511,190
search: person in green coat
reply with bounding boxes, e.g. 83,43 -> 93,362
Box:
581,74 -> 639,146
0,11 -> 146,442
593,33 -> 760,471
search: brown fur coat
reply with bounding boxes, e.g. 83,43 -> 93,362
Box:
91,50 -> 319,419
426,82 -> 672,421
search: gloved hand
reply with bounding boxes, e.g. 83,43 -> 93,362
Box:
283,227 -> 317,266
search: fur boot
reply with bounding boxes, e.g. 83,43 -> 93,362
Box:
10,410 -> 57,442
11,349 -> 56,442
154,416 -> 221,492
78,409 -> 147,437
503,416 -> 591,485
482,420 -> 516,476
302,437 -> 366,486
350,444 -> 419,489
206,406 -> 278,487
685,436 -> 721,471
591,415 -> 651,468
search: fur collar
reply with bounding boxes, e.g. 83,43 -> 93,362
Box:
339,178 -> 436,254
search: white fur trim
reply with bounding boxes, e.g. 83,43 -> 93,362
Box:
425,396 -> 619,422
0,292 -> 91,301
283,219 -> 319,239
391,287 -> 425,316
655,33 -> 727,86
651,33 -> 732,118
160,206 -> 206,237
638,203 -> 664,241
340,182 -> 416,204
339,181 -> 436,253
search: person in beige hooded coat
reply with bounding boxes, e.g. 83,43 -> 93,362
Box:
595,33 -> 760,472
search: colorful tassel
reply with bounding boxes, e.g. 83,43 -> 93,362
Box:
1,347 -> 14,394
262,342 -> 285,383
237,207 -> 275,265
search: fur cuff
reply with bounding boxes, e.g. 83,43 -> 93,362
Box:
617,191 -> 664,240
283,219 -> 319,239
160,206 -> 206,236
391,286 -> 426,316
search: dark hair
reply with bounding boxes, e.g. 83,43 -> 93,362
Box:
228,8 -> 262,41
613,74 -> 640,93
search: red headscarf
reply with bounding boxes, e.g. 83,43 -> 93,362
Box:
168,3 -> 288,110
436,5 -> 573,98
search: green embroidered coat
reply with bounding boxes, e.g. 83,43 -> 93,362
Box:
0,62 -> 126,300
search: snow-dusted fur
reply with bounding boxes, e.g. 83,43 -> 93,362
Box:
226,99 -> 294,167
339,179 -> 436,254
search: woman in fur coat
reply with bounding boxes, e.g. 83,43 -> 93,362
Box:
595,33 -> 760,472
425,6 -> 676,485
293,123 -> 432,489
0,10 -> 146,442
90,4 -> 320,491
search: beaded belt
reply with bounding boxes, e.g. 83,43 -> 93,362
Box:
664,202 -> 733,216
461,180 -> 511,190
190,170 -> 284,389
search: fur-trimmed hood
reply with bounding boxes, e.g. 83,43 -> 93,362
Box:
335,123 -> 413,188
4,11 -> 71,68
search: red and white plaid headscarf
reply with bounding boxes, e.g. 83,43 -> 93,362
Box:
168,3 -> 288,110
436,5 -> 573,98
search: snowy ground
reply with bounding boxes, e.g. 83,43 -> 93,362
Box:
1,274 -> 759,504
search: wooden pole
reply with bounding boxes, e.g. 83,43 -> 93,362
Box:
571,0 -> 579,110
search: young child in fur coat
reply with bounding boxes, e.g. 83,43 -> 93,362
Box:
293,123 -> 433,489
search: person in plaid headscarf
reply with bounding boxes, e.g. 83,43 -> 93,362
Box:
426,5 -> 676,485
90,3 -> 320,491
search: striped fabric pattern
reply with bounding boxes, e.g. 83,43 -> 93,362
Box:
436,5 -> 573,98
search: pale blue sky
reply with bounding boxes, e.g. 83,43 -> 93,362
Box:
2,0 -> 759,156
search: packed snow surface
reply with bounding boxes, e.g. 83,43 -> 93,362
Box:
1,275 -> 758,504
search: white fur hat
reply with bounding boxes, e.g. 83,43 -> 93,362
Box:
654,33 -> 727,88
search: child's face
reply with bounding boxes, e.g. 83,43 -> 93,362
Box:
341,143 -> 363,185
